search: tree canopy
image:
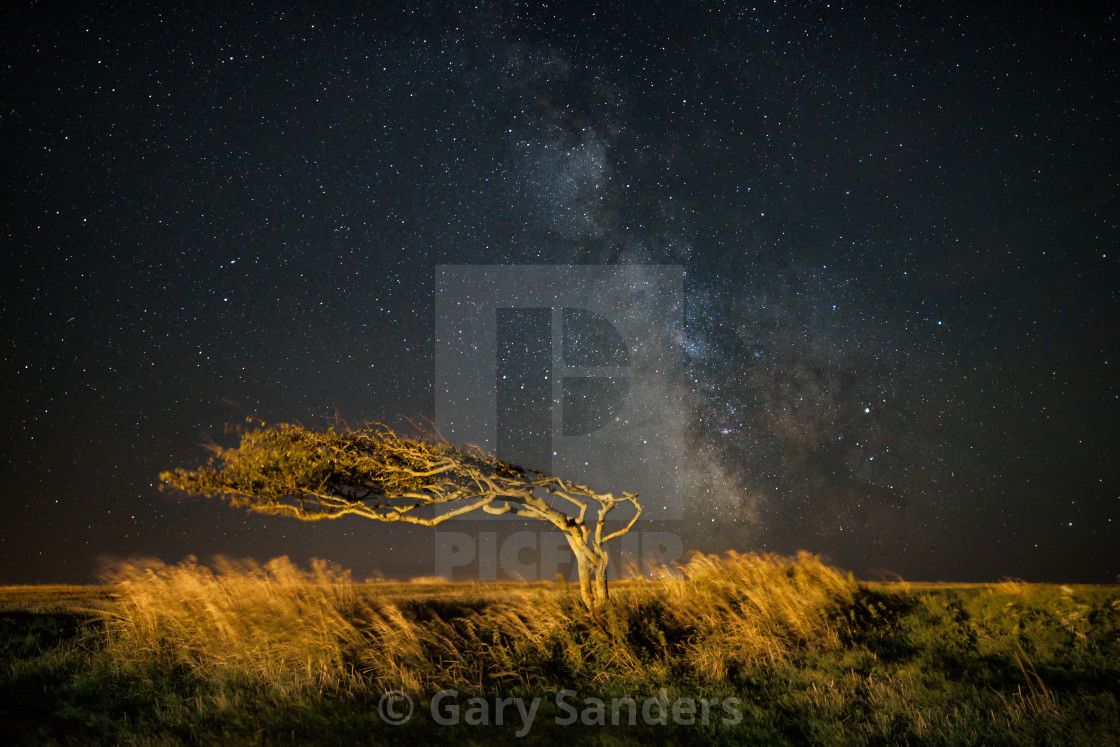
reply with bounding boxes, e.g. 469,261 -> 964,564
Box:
161,421 -> 641,609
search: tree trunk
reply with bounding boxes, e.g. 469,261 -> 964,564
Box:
568,534 -> 611,611
575,547 -> 594,610
591,548 -> 610,609
566,533 -> 612,611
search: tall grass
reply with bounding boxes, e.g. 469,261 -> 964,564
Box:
665,550 -> 857,678
7,555 -> 1114,743
99,551 -> 857,695
100,556 -> 370,694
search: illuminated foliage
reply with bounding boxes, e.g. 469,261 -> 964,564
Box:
161,421 -> 640,610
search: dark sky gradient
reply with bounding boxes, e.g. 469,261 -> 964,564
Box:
2,2 -> 1117,584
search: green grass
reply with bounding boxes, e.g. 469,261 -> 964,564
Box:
1,554 -> 1118,745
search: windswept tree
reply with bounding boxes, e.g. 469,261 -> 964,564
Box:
160,421 -> 641,610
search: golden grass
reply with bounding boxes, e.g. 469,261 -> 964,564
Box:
100,556 -> 369,693
664,550 -> 857,678
97,551 -> 860,695
7,559 -> 1117,743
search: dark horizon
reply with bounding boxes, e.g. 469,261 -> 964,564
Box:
2,1 -> 1117,586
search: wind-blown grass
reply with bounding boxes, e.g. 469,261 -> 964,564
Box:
3,553 -> 1116,744
99,551 -> 858,696
100,556 -> 369,694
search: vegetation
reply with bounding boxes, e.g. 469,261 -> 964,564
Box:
1,553 -> 1118,744
160,421 -> 641,610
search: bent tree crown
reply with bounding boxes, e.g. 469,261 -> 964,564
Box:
161,421 -> 641,610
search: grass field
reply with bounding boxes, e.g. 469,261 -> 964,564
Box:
2,552 -> 1118,745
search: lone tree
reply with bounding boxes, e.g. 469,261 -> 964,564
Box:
160,421 -> 641,610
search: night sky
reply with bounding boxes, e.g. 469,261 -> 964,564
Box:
3,2 -> 1117,585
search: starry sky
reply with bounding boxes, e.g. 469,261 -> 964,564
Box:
2,1 -> 1117,584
